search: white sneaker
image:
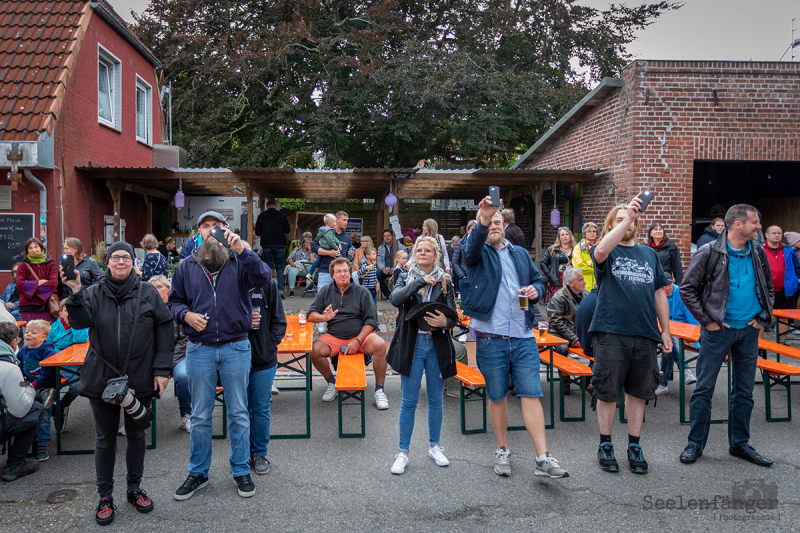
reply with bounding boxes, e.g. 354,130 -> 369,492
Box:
373,389 -> 389,410
391,453 -> 409,475
179,414 -> 191,432
271,384 -> 279,396
322,382 -> 338,402
654,384 -> 669,396
428,445 -> 450,467
118,426 -> 126,436
684,369 -> 697,385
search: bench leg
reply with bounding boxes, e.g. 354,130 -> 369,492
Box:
338,390 -> 365,438
763,370 -> 792,423
459,384 -> 487,435
559,374 -> 587,422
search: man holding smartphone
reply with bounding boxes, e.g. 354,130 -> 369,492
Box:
169,211 -> 272,500
589,195 -> 672,475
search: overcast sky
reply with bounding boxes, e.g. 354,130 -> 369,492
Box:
115,0 -> 799,62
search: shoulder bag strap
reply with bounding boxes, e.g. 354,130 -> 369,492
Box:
25,262 -> 40,281
441,275 -> 447,296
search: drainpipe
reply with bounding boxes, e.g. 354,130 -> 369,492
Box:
23,169 -> 48,247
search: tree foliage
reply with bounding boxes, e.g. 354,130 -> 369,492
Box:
133,0 -> 680,169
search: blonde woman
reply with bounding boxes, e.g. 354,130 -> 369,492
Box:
572,222 -> 599,291
540,227 -> 576,302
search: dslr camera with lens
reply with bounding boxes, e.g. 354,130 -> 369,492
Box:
101,376 -> 154,429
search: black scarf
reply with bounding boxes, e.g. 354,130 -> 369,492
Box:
103,268 -> 139,303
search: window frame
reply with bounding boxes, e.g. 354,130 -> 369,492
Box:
135,75 -> 153,145
97,45 -> 122,129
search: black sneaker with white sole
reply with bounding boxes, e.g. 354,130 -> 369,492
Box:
235,473 -> 256,497
597,443 -> 619,472
174,473 -> 209,501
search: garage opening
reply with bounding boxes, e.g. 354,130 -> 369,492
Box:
691,160 -> 800,243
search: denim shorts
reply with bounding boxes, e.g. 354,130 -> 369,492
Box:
474,335 -> 543,402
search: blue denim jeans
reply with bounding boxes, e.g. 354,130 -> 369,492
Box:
398,334 -> 446,453
37,403 -> 51,446
367,288 -> 378,307
475,335 -> 543,402
172,358 -> 192,417
688,325 -> 759,449
248,366 -> 276,457
185,339 -> 252,477
659,335 -> 691,386
317,272 -> 333,290
261,247 -> 285,291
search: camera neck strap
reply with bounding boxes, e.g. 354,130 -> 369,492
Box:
96,281 -> 144,378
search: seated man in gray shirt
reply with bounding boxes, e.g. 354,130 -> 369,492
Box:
307,257 -> 389,409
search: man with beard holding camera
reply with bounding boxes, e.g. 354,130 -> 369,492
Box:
63,241 -> 174,525
169,211 -> 272,500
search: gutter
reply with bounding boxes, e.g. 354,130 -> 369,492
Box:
23,169 -> 48,247
90,2 -> 162,69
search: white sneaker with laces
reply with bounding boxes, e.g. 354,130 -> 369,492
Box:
684,369 -> 697,385
322,382 -> 338,402
373,389 -> 389,410
179,414 -> 191,432
428,445 -> 450,467
271,384 -> 280,396
654,384 -> 669,396
391,453 -> 409,475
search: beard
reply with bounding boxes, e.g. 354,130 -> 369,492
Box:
196,239 -> 229,272
623,226 -> 637,242
487,229 -> 505,246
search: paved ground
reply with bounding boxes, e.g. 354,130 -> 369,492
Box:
2,299 -> 799,531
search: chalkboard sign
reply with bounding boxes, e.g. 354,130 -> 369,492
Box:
0,213 -> 35,271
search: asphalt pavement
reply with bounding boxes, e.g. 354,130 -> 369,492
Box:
2,299 -> 798,532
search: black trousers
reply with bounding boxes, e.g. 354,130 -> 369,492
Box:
89,397 -> 151,498
1,402 -> 43,468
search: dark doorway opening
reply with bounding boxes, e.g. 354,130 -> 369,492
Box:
691,160 -> 800,243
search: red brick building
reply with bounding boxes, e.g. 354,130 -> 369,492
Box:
513,60 -> 800,262
0,0 -> 163,285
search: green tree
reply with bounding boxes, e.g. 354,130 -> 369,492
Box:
133,0 -> 679,169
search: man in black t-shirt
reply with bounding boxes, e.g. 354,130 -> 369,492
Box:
589,196 -> 672,475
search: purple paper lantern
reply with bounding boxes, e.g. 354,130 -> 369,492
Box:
174,189 -> 185,209
385,193 -> 398,208
550,208 -> 560,227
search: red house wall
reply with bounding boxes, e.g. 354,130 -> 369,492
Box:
0,10 -> 162,289
527,60 -> 800,263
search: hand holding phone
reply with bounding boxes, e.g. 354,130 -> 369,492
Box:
209,225 -> 231,248
637,191 -> 654,212
489,186 -> 500,207
61,254 -> 76,280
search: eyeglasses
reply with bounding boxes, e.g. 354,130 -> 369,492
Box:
109,255 -> 132,263
333,269 -> 350,275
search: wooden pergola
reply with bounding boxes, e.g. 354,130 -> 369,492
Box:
77,166 -> 603,260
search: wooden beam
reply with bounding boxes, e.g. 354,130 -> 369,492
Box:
143,195 -> 153,235
246,186 -> 254,245
245,179 -> 274,201
105,179 -> 172,201
533,183 -> 544,263
109,186 -> 122,243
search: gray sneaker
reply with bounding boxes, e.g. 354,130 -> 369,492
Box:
322,382 -> 337,402
535,452 -> 569,479
494,446 -> 511,477
253,456 -> 271,475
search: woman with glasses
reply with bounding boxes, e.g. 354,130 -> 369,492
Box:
572,222 -> 599,292
540,227 -> 576,303
61,241 -> 173,525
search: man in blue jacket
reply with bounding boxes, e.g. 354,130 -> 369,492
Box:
169,211 -> 272,501
462,197 -> 568,480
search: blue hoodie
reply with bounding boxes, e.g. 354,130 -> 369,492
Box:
169,247 -> 272,343
47,318 -> 89,352
18,339 -> 56,389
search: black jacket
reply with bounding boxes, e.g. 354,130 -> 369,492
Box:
504,223 -> 525,247
546,286 -> 586,346
650,238 -> 684,284
248,280 -> 287,373
66,276 -> 174,400
539,246 -> 571,287
680,230 -> 774,329
696,226 -> 721,248
452,239 -> 467,280
386,272 -> 457,379
254,208 -> 291,247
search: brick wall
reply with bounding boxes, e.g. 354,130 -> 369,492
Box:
525,60 -> 800,264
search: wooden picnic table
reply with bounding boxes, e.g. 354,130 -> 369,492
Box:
272,314 -> 314,439
773,309 -> 800,344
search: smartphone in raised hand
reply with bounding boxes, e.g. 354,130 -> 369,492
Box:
638,191 -> 654,212
489,186 -> 500,207
61,254 -> 76,280
209,225 -> 231,248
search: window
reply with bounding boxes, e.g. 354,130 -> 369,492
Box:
135,77 -> 152,144
98,46 -> 121,128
